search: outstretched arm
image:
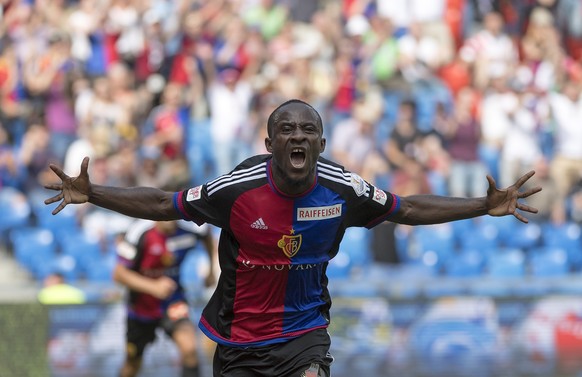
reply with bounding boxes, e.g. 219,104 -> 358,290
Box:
44,157 -> 181,221
390,171 -> 542,225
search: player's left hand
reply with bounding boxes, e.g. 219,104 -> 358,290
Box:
486,170 -> 542,223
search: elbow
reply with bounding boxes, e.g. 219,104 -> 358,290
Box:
389,201 -> 425,226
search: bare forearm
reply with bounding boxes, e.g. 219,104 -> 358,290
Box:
89,185 -> 180,221
392,195 -> 488,225
113,266 -> 157,295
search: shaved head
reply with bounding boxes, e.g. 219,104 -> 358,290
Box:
267,99 -> 323,138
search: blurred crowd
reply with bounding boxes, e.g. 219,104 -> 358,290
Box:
2,0 -> 582,242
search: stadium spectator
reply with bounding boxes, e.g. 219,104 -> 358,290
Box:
440,87 -> 487,198
498,88 -> 544,189
526,157 -> 561,223
568,178 -> 582,224
548,80 -> 582,204
329,90 -> 386,180
37,272 -> 86,305
0,42 -> 27,146
198,39 -> 256,176
23,31 -> 77,164
479,68 -> 518,182
382,99 -> 423,171
113,218 -> 216,377
17,119 -> 59,192
459,11 -> 518,90
142,82 -> 186,164
516,7 -> 565,93
0,123 -> 19,188
45,99 -> 542,376
67,0 -> 104,67
242,0 -> 288,42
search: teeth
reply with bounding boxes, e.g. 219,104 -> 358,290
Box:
292,148 -> 303,153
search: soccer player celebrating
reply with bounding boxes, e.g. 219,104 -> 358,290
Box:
45,99 -> 542,376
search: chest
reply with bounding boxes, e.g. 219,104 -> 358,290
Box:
229,185 -> 345,264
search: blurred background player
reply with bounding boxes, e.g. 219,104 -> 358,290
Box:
113,218 -> 217,377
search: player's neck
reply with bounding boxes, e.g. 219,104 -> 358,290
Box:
270,164 -> 316,197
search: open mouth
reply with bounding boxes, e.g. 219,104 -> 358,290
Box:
290,148 -> 306,168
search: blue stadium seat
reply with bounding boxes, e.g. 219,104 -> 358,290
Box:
474,215 -> 517,245
326,252 -> 352,280
85,253 -> 116,282
59,232 -> 103,275
542,222 -> 582,270
458,223 -> 499,253
444,248 -> 485,278
485,247 -> 526,278
180,248 -> 212,286
529,246 -> 569,277
382,265 -> 427,299
33,201 -> 80,239
338,227 -> 371,268
51,254 -> 82,282
451,218 -> 476,243
9,227 -> 56,276
394,224 -> 411,263
502,222 -> 541,250
409,320 -> 497,377
0,187 -> 32,242
412,224 -> 455,269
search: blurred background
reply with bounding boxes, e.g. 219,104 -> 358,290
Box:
2,0 -> 582,376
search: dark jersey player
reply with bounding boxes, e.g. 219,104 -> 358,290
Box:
113,219 -> 216,377
45,99 -> 542,376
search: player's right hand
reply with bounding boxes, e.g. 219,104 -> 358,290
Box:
44,156 -> 92,215
152,276 -> 177,299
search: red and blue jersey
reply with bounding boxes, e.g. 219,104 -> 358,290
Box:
116,219 -> 210,321
173,155 -> 400,347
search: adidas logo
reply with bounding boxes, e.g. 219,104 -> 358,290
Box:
251,218 -> 268,230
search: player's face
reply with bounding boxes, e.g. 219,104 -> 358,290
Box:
265,102 -> 326,194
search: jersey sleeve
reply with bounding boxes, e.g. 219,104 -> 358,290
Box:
173,183 -> 229,229
173,155 -> 270,229
344,173 -> 401,229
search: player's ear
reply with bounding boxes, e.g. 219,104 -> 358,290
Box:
265,137 -> 273,153
320,138 -> 326,153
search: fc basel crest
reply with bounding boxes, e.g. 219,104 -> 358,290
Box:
277,232 -> 302,258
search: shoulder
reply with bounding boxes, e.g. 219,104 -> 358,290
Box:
235,154 -> 271,170
205,154 -> 270,197
317,157 -> 371,198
